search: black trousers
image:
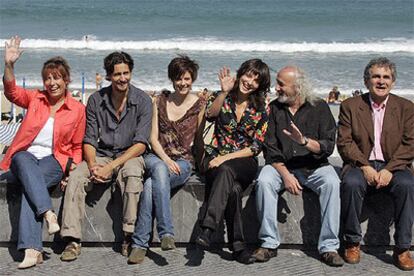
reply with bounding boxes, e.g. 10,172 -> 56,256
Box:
341,161 -> 414,249
201,156 -> 258,251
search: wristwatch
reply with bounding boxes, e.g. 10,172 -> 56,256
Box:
299,136 -> 309,146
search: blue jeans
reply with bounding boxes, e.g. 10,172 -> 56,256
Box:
255,164 -> 340,253
131,153 -> 192,249
10,151 -> 63,251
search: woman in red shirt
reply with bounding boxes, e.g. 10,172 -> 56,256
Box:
1,36 -> 86,269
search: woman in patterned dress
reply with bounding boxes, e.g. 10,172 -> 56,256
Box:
196,59 -> 270,264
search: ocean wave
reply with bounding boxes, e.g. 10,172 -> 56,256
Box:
1,80 -> 413,96
1,37 -> 413,53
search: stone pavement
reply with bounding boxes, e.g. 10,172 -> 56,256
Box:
0,244 -> 412,275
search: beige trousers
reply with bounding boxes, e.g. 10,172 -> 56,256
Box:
60,156 -> 145,240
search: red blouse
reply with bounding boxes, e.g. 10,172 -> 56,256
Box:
0,79 -> 86,172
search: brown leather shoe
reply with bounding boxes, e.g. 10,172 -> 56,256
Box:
393,248 -> 414,271
252,247 -> 278,262
343,243 -> 360,264
320,251 -> 344,267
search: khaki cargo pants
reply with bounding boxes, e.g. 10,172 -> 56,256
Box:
60,156 -> 145,240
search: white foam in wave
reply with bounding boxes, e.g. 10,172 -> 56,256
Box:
1,37 -> 413,53
2,79 -> 413,97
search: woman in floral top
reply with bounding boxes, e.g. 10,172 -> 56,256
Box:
196,59 -> 270,264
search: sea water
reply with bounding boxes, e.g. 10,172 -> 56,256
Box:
0,0 -> 413,97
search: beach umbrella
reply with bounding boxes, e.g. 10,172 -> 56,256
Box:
0,88 -> 2,121
22,77 -> 26,117
10,103 -> 15,123
82,73 -> 86,104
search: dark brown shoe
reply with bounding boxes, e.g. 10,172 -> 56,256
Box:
344,243 -> 360,264
393,248 -> 414,271
320,251 -> 344,267
252,247 -> 278,262
121,235 -> 132,257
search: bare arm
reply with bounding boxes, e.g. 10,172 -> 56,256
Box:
148,99 -> 181,174
84,143 -> 98,170
108,143 -> 146,170
208,147 -> 254,169
149,99 -> 170,161
194,104 -> 207,170
91,142 -> 147,182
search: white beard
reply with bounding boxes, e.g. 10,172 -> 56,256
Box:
277,94 -> 296,104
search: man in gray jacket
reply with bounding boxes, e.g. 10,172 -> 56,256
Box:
60,52 -> 152,261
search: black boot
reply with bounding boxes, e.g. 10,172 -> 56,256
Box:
233,249 -> 255,265
196,228 -> 212,248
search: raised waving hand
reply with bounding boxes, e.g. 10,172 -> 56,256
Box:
218,66 -> 235,94
5,36 -> 23,66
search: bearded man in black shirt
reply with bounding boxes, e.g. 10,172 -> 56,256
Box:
253,66 -> 343,267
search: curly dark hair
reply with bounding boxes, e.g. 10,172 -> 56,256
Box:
103,51 -> 134,79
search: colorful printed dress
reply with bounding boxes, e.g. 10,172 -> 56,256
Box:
205,90 -> 269,158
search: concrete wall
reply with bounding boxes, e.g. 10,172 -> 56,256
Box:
0,157 -> 412,247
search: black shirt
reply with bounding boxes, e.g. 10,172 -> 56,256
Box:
83,84 -> 152,158
263,98 -> 336,170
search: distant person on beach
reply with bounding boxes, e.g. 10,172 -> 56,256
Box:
95,72 -> 103,89
253,66 -> 344,267
1,36 -> 86,269
128,55 -> 206,264
60,52 -> 152,261
337,57 -> 414,271
327,86 -> 341,103
352,89 -> 363,97
195,59 -> 270,264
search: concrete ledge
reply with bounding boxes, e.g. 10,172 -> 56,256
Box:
0,156 -> 412,247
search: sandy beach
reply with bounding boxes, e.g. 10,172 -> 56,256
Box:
2,87 -> 414,123
0,88 -> 340,121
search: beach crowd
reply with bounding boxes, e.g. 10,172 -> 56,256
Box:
1,36 -> 413,271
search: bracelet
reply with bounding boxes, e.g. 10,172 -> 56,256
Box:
299,136 -> 309,146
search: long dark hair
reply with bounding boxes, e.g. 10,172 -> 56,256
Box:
231,59 -> 270,111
